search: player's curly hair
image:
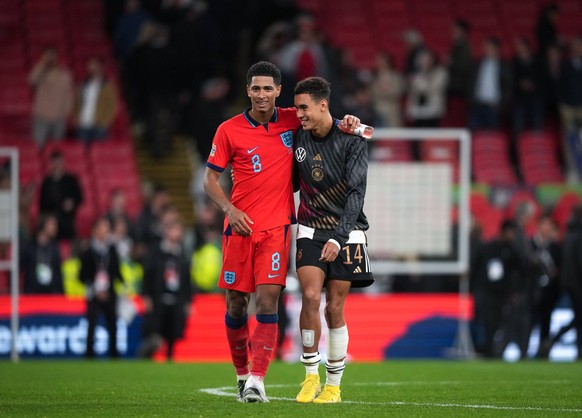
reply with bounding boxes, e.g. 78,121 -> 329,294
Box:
246,61 -> 282,85
294,76 -> 331,102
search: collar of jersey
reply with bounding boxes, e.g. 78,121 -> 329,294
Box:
243,107 -> 279,128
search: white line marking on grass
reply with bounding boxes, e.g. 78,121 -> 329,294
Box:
352,380 -> 573,386
199,383 -> 582,413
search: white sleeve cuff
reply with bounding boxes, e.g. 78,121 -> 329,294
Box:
328,239 -> 341,251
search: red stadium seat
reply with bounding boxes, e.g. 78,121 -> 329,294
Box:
370,140 -> 413,162
552,192 -> 582,232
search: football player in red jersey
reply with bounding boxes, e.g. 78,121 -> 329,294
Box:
204,62 -> 359,403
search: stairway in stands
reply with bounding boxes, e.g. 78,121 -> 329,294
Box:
134,136 -> 197,227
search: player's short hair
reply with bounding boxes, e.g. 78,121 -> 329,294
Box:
246,61 -> 282,85
294,76 -> 331,102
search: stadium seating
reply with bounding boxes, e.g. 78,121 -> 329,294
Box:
420,139 -> 459,182
552,192 -> 582,233
297,0 -> 582,70
0,0 -> 141,240
472,131 -> 519,186
370,140 -> 413,162
517,131 -> 564,186
470,192 -> 504,240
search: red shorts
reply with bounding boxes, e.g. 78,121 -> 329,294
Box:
218,225 -> 291,293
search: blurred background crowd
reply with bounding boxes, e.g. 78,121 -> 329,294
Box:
0,0 -> 582,359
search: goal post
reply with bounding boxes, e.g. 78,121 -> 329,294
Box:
365,128 -> 473,359
0,147 -> 20,362
365,128 -> 471,276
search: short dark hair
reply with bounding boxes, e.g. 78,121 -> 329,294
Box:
486,36 -> 501,49
454,18 -> 471,34
246,61 -> 282,85
294,76 -> 331,102
500,219 -> 517,233
50,151 -> 63,161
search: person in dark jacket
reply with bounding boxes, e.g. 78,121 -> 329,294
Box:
558,36 -> 582,182
39,151 -> 83,240
20,214 -> 63,294
468,37 -> 512,131
80,216 -> 123,358
471,220 -> 525,358
512,37 -> 544,136
529,215 -> 562,358
140,214 -> 192,361
559,203 -> 582,359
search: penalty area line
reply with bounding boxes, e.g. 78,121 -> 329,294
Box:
199,384 -> 582,413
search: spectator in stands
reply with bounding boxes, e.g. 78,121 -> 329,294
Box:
279,14 -> 328,83
39,151 -> 83,241
529,215 -> 561,359
329,48 -> 362,117
469,37 -> 511,131
131,23 -> 182,158
406,50 -> 448,128
28,47 -> 74,148
80,216 -> 123,359
257,21 -> 292,63
114,0 -> 151,62
256,21 -> 295,107
559,203 -> 582,360
20,214 -> 63,294
110,215 -> 134,263
402,29 -> 425,75
497,203 -> 535,360
558,36 -> 582,182
343,83 -> 383,128
134,185 -> 171,258
471,220 -> 525,358
512,38 -> 544,136
369,53 -> 405,127
74,57 -> 118,145
541,43 -> 562,124
447,19 -> 472,126
535,3 -> 560,60
140,213 -> 192,361
104,188 -> 134,238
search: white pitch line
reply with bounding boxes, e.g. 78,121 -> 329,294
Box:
199,383 -> 582,413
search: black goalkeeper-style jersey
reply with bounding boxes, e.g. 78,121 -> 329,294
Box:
294,121 -> 369,247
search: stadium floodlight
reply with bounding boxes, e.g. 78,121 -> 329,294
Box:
0,147 -> 19,362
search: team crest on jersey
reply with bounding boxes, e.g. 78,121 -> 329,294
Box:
210,144 -> 216,157
280,130 -> 293,148
224,271 -> 236,285
312,167 -> 324,181
295,147 -> 306,162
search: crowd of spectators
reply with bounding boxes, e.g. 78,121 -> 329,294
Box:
12,0 -> 582,360
28,47 -> 119,148
470,205 -> 582,360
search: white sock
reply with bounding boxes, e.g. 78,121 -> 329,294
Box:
325,325 -> 349,386
300,352 -> 321,376
237,373 -> 250,382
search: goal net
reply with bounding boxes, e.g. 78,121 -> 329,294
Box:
365,128 -> 471,276
0,147 -> 19,362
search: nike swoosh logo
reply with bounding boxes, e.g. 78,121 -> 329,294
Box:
247,146 -> 259,154
235,345 -> 247,350
263,346 -> 274,351
267,274 -> 280,278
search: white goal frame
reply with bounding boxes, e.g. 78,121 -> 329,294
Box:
367,128 -> 471,276
0,147 -> 19,362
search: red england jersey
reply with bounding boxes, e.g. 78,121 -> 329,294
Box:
207,107 -> 300,234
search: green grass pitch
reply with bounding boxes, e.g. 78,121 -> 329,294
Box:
0,360 -> 581,417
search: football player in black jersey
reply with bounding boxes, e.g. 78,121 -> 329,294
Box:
293,77 -> 373,404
